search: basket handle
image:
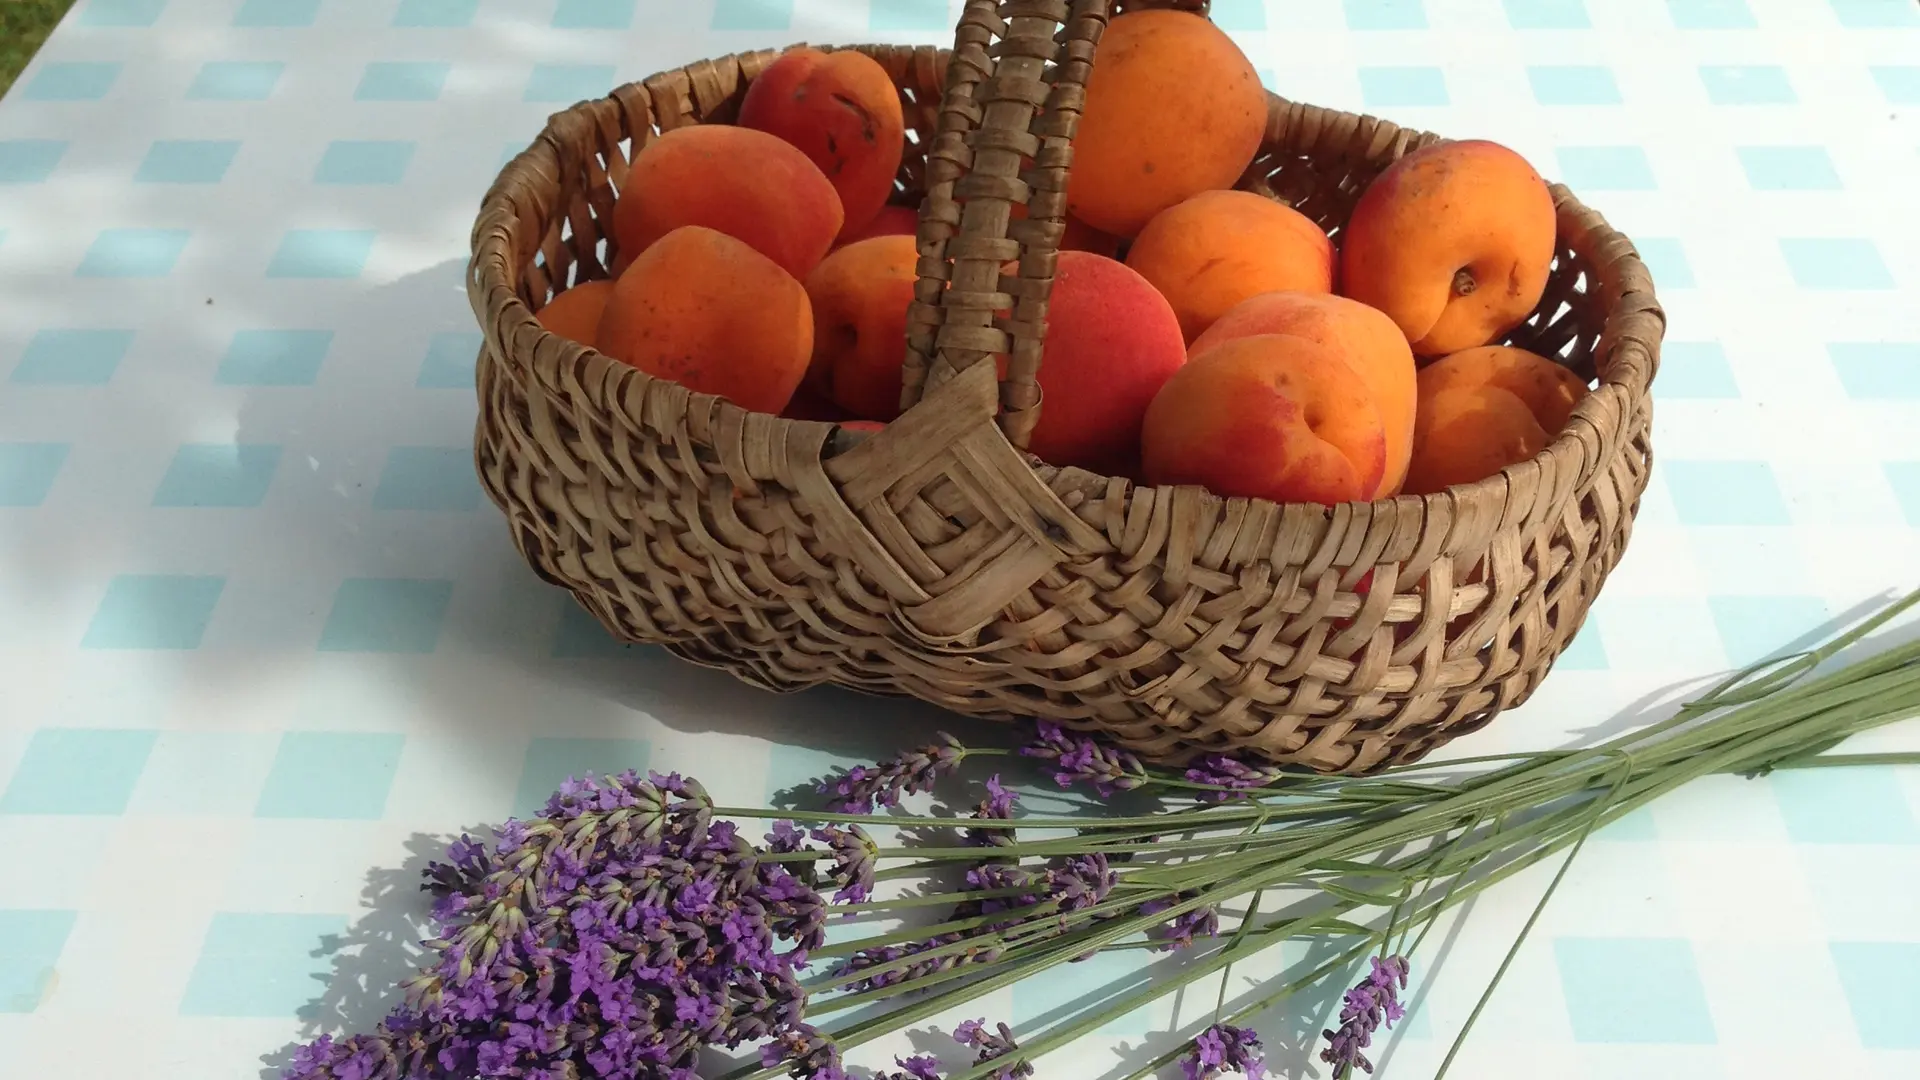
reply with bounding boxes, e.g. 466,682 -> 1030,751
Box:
897,0 -> 1211,452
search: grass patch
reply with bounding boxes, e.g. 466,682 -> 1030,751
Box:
2,0 -> 80,98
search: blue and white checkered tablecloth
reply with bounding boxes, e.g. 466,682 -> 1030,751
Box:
1,1 -> 1917,1077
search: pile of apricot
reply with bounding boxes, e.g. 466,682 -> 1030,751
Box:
539,10 -> 1591,505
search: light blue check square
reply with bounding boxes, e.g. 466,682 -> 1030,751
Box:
1888,462 -> 1920,525
1359,66 -> 1448,107
130,732 -> 277,815
1737,146 -> 1841,191
0,140 -> 68,183
513,737 -> 652,818
1668,0 -> 1756,28
1663,460 -> 1790,526
1772,767 -> 1918,845
1210,0 -> 1267,29
11,328 -> 134,385
179,913 -> 345,1017
255,732 -> 406,819
355,61 -> 450,102
1829,342 -> 1920,399
135,140 -> 239,184
1504,0 -> 1589,28
524,64 -> 616,104
552,0 -> 634,29
712,0 -> 791,29
20,62 -> 121,101
266,230 -> 375,279
1831,942 -> 1920,1048
0,443 -> 70,507
217,329 -> 332,385
1555,621 -> 1608,670
1345,0 -> 1425,29
373,446 -> 481,510
418,331 -> 480,388
1528,66 -> 1621,106
81,575 -> 225,650
79,0 -> 168,26
1011,948 -> 1157,1036
232,0 -> 318,27
1556,146 -> 1656,190
1554,937 -> 1717,1044
314,140 -> 415,185
1779,238 -> 1894,290
552,603 -> 640,658
1699,65 -> 1794,104
394,0 -> 478,26
1708,595 -> 1831,667
1871,67 -> 1920,104
1657,342 -> 1738,399
318,578 -> 453,653
1830,0 -> 1920,27
1636,237 -> 1695,289
152,443 -> 282,508
870,0 -> 947,31
0,729 -> 158,815
77,228 -> 189,277
1597,807 -> 1657,841
186,60 -> 283,100
0,910 -> 77,1013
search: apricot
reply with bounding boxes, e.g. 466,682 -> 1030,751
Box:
1402,386 -> 1548,495
804,234 -> 917,421
1066,9 -> 1268,237
1340,139 -> 1557,357
1024,251 -> 1187,474
536,279 -> 613,348
1417,345 -> 1590,436
1142,334 -> 1386,506
835,204 -> 919,248
782,384 -> 851,422
595,226 -> 812,415
611,124 -> 843,281
738,47 -> 906,240
1191,291 -> 1415,499
1127,190 -> 1335,343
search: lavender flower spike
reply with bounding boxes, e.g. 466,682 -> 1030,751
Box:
1319,954 -> 1410,1077
953,1019 -> 1034,1080
1021,721 -> 1148,796
1183,753 -> 1282,801
819,734 -> 966,813
1181,1023 -> 1266,1080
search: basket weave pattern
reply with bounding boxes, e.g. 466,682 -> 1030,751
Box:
468,2 -> 1663,774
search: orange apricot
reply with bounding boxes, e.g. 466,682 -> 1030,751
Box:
1401,385 -> 1549,495
1127,190 -> 1335,344
611,124 -> 843,281
834,204 -> 919,248
595,226 -> 812,415
1417,345 -> 1590,436
804,234 -> 918,421
1191,291 -> 1415,498
1024,251 -> 1187,474
1340,139 -> 1557,357
1066,9 -> 1268,237
536,279 -> 614,348
738,47 -> 906,240
1142,334 -> 1387,506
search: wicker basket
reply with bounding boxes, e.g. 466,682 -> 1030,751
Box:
467,0 -> 1664,774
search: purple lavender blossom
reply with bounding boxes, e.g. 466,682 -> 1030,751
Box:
1319,955 -> 1410,1077
884,1054 -> 945,1080
953,1019 -> 1033,1080
285,770 -> 827,1080
1021,721 -> 1148,796
1183,754 -> 1283,801
811,823 -> 878,904
818,734 -> 965,813
767,820 -> 808,853
1181,1023 -> 1265,1080
964,775 -> 1019,848
1139,893 -> 1221,951
1045,852 -> 1115,915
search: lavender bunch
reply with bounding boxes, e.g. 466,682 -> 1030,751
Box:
1180,1023 -> 1265,1080
819,734 -> 966,814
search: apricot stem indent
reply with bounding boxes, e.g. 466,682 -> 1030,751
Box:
1451,268 -> 1477,297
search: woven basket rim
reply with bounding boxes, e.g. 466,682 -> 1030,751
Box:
473,42 -> 1663,523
